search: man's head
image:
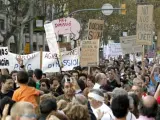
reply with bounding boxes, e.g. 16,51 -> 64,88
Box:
111,95 -> 129,119
139,96 -> 158,118
11,102 -> 36,120
42,73 -> 46,79
17,71 -> 29,84
131,85 -> 142,99
10,70 -> 18,81
88,89 -> 104,109
50,77 -> 60,90
78,73 -> 87,85
95,73 -> 106,86
133,78 -> 143,87
71,70 -> 79,80
61,78 -> 75,97
0,75 -> 13,92
92,67 -> 101,76
108,67 -> 115,80
40,79 -> 50,93
40,99 -> 57,114
33,69 -> 42,81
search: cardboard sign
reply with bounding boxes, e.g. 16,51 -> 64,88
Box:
0,47 -> 10,69
136,5 -> 154,45
88,19 -> 104,40
59,42 -> 71,51
80,40 -> 99,67
120,35 -> 142,54
44,22 -> 59,56
52,17 -> 81,40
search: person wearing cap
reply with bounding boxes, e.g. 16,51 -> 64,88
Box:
108,88 -> 136,120
88,89 -> 114,120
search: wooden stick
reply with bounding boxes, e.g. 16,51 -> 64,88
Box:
142,45 -> 145,73
40,47 -> 43,70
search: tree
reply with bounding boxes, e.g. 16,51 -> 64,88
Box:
0,0 -> 36,53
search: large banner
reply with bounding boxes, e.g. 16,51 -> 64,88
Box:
88,19 -> 104,40
136,5 -> 154,45
7,47 -> 80,73
120,35 -> 142,54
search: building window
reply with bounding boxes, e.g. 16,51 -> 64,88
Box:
0,19 -> 5,31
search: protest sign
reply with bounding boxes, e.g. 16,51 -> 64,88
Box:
8,52 -> 40,72
120,35 -> 142,54
88,19 -> 104,40
44,22 -> 59,55
0,47 -> 10,69
80,40 -> 99,67
52,17 -> 81,40
136,5 -> 154,45
103,43 -> 123,59
8,47 -> 80,73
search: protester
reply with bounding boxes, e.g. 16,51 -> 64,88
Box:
137,96 -> 158,120
0,75 -> 14,99
12,71 -> 43,108
111,95 -> 130,120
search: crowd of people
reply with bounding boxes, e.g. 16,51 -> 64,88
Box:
0,55 -> 160,120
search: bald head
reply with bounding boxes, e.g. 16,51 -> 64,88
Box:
139,95 -> 158,118
142,96 -> 157,108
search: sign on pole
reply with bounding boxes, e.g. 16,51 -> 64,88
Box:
80,40 -> 99,67
136,5 -> 154,45
120,35 -> 142,54
44,22 -> 59,56
88,19 -> 104,40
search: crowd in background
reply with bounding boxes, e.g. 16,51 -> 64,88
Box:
0,54 -> 160,120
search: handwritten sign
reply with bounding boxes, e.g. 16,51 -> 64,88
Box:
52,17 -> 81,40
80,40 -> 99,67
120,35 -> 142,54
136,5 -> 154,45
104,43 -> 123,59
0,47 -> 9,69
88,19 -> 104,40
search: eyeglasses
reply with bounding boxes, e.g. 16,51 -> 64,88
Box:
20,114 -> 37,119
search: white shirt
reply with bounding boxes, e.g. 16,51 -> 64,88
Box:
127,112 -> 136,120
93,83 -> 101,89
91,103 -> 115,120
91,103 -> 136,120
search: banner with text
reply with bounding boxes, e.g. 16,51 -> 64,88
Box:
120,35 -> 142,54
136,5 -> 154,45
103,43 -> 123,59
80,40 -> 99,67
88,19 -> 104,40
8,47 -> 80,73
0,47 -> 10,69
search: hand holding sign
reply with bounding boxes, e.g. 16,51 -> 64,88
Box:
16,56 -> 23,66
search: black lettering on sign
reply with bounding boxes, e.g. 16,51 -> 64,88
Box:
0,48 -> 8,56
0,58 -> 9,66
142,6 -> 148,15
88,31 -> 94,40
